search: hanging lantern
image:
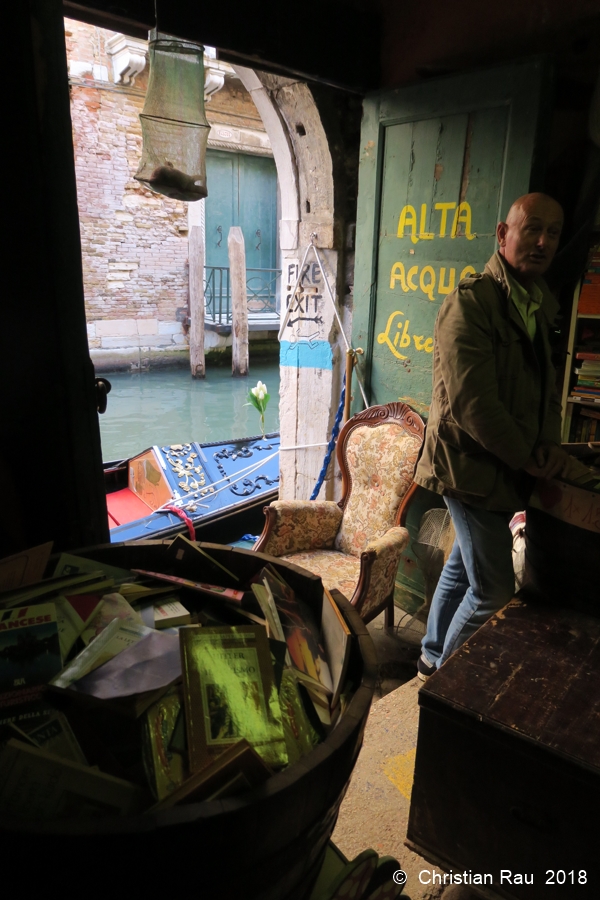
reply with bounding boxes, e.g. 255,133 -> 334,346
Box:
135,30 -> 210,202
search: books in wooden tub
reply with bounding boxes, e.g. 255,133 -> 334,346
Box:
525,474 -> 600,615
0,541 -> 377,900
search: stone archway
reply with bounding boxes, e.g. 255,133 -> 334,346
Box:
232,67 -> 301,254
232,66 -> 345,501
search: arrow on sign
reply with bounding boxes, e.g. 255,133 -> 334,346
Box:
287,315 -> 324,326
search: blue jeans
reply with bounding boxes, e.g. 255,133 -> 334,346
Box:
421,497 -> 515,669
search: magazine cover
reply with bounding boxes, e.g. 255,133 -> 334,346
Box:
0,603 -> 62,708
262,569 -> 333,694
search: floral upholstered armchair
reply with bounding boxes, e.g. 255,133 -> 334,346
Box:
254,403 -> 425,626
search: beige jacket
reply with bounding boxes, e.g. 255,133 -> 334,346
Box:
414,252 -> 562,511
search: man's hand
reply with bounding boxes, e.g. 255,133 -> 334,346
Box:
524,441 -> 570,479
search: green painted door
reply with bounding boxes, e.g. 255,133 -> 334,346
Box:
205,150 -> 277,270
353,59 -> 548,416
352,59 -> 549,611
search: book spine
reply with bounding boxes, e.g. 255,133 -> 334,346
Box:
568,395 -> 600,404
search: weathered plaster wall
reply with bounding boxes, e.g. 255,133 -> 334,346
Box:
239,71 -> 361,501
65,19 -> 273,370
275,79 -> 361,502
66,18 -> 188,368
206,78 -> 273,157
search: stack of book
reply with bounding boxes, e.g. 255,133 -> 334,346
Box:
578,241 -> 600,315
0,537 -> 352,822
573,408 -> 599,442
571,352 -> 600,405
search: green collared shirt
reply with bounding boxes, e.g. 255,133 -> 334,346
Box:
503,266 -> 543,340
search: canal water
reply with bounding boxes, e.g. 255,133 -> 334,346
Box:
98,362 -> 280,462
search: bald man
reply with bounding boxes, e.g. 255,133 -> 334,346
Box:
414,193 -> 570,679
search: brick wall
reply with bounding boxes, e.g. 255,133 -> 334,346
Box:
210,79 -> 265,130
64,19 -> 271,369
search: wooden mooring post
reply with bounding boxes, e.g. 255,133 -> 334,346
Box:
189,225 -> 205,378
228,226 -> 249,376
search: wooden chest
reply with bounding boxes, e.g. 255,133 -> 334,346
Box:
406,597 -> 600,900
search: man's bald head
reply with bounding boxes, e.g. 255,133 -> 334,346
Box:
505,193 -> 563,227
497,192 -> 563,285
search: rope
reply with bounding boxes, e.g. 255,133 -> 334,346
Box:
160,504 -> 196,540
310,373 -> 346,501
280,442 -> 328,451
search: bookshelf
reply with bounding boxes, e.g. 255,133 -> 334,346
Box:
561,239 -> 600,441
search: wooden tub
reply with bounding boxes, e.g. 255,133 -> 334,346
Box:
1,541 -> 377,900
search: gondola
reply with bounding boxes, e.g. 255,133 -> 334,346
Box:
103,432 -> 279,543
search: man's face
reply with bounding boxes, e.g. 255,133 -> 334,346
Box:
497,198 -> 563,281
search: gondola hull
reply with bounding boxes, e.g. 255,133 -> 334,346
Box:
104,432 -> 279,543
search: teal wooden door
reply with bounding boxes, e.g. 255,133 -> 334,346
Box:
205,151 -> 236,269
352,59 -> 549,611
352,59 -> 549,416
205,150 -> 277,270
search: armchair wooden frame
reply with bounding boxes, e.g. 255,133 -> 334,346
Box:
254,402 -> 425,626
335,402 -> 424,524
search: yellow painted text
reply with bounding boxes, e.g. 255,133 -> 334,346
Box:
389,263 -> 477,298
397,201 -> 476,241
377,311 -> 434,359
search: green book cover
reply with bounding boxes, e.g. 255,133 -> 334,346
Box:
180,625 -> 288,771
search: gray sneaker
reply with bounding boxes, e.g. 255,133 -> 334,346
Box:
417,654 -> 436,681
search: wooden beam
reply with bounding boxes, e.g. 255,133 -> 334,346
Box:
62,0 -> 380,92
63,0 -> 152,39
228,227 -> 249,378
189,226 -> 205,379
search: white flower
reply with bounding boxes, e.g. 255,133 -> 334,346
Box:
251,381 -> 267,400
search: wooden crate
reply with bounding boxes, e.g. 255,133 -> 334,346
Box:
407,597 -> 599,900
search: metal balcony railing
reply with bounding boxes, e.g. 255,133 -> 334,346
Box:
204,266 -> 281,327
